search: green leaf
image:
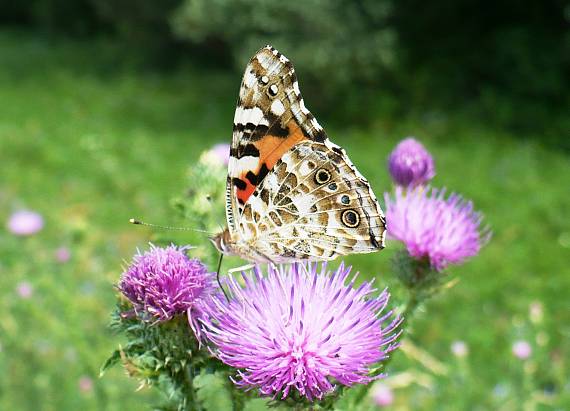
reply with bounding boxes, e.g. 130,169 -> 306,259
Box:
99,349 -> 121,376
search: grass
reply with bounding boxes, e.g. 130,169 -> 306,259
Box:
0,30 -> 568,410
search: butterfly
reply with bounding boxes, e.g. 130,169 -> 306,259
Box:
211,45 -> 386,264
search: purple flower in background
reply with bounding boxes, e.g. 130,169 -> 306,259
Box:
200,263 -> 402,401
388,138 -> 435,187
55,246 -> 71,263
16,281 -> 33,299
7,210 -> 44,236
512,340 -> 532,360
210,143 -> 231,166
119,244 -> 214,323
385,187 -> 489,271
371,383 -> 394,407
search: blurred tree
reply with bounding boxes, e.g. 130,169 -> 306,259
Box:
392,0 -> 569,136
0,0 -> 567,141
171,0 -> 398,119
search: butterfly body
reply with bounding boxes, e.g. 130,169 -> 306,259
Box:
212,46 -> 386,264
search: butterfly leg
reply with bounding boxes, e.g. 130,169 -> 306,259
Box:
227,263 -> 255,275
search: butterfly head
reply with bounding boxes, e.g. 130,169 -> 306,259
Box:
209,228 -> 234,256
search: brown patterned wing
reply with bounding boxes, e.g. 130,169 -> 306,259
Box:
238,141 -> 386,262
226,46 -> 328,234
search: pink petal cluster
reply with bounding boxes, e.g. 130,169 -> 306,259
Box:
119,244 -> 214,322
385,187 -> 489,271
388,138 -> 435,187
7,210 -> 44,236
199,263 -> 402,401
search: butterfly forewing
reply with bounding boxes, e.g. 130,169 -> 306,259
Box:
227,46 -> 328,234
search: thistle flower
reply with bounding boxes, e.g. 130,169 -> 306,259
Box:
385,187 -> 489,271
199,262 -> 402,401
388,138 -> 435,187
118,244 -> 214,323
7,210 -> 44,236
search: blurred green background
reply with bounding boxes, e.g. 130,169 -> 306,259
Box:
0,1 -> 568,410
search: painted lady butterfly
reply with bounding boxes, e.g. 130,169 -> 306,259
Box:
211,46 -> 386,263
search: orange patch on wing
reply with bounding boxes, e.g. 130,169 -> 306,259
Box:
254,121 -> 305,171
236,180 -> 256,204
235,120 -> 307,205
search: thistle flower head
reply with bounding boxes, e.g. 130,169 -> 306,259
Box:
388,138 -> 435,187
199,263 -> 402,401
385,187 -> 489,271
119,244 -> 214,322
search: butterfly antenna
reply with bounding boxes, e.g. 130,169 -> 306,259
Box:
216,253 -> 230,302
129,218 -> 214,235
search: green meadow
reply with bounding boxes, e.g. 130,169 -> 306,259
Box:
1,31 -> 568,410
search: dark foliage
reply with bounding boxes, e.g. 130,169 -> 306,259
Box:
1,0 -> 567,144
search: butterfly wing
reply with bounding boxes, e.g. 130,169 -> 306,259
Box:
239,140 -> 386,262
226,45 -> 327,234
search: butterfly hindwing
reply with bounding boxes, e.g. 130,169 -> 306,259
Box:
238,141 -> 386,262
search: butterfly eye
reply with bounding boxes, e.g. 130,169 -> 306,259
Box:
268,84 -> 279,96
341,209 -> 360,228
314,169 -> 331,184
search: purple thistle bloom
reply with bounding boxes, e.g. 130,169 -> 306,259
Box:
7,210 -> 44,236
385,187 -> 489,271
118,244 -> 214,323
388,138 -> 435,187
199,262 -> 402,401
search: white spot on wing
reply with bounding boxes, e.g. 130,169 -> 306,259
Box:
292,194 -> 314,216
293,81 -> 300,95
271,99 -> 285,116
265,172 -> 279,191
234,106 -> 267,125
231,156 -> 259,177
244,70 -> 257,88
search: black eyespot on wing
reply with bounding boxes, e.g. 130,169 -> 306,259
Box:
314,169 -> 331,184
341,195 -> 350,205
328,183 -> 338,191
341,209 -> 360,228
